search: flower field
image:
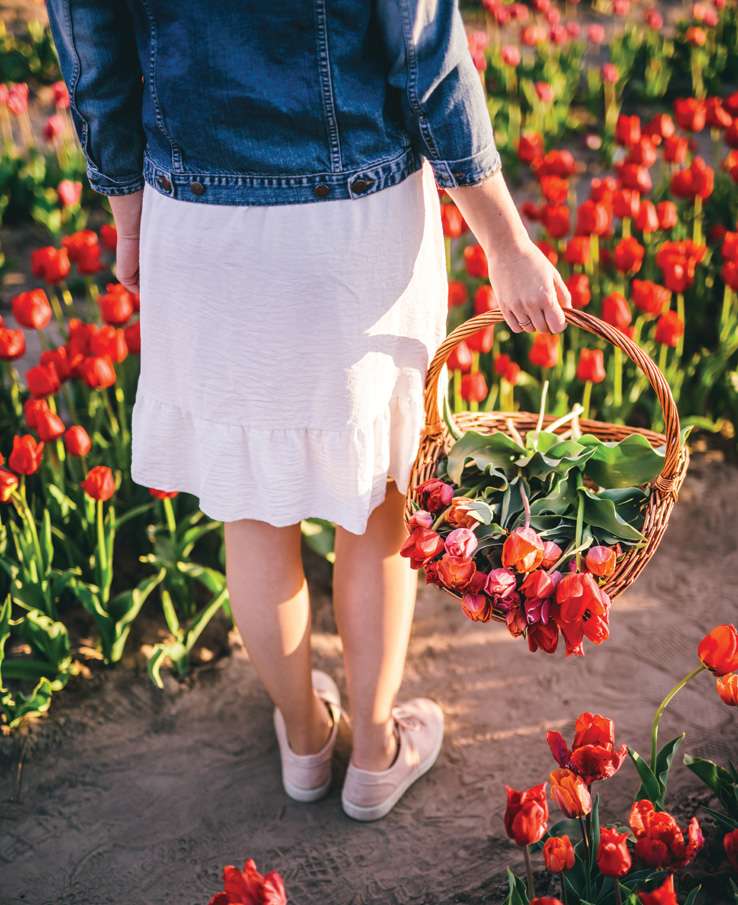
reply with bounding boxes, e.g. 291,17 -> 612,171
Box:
0,0 -> 736,903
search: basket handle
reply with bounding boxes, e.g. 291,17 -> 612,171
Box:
422,307 -> 682,493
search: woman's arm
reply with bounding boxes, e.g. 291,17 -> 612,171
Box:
447,172 -> 571,334
46,1 -> 146,291
377,0 -> 570,333
45,0 -> 145,195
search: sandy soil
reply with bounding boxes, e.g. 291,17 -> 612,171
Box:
1,452 -> 736,905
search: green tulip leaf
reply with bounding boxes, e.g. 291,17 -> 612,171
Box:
581,433 -> 664,488
580,487 -> 645,543
628,746 -> 664,806
446,431 -> 526,484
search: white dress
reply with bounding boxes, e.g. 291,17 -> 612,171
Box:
131,162 -> 448,534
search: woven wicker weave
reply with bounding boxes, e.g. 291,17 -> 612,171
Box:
403,308 -> 690,611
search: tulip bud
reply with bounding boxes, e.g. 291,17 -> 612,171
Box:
716,673 -> 738,706
502,527 -> 545,573
549,768 -> 592,817
597,826 -> 632,877
585,545 -> 618,578
698,624 -> 738,676
543,835 -> 575,873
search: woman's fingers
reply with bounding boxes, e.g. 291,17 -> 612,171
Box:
553,268 -> 572,309
501,301 -> 525,333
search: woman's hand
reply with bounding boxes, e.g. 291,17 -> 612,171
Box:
108,189 -> 144,294
446,170 -> 571,334
486,236 -> 571,334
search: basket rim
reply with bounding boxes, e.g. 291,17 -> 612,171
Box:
421,308 -> 683,495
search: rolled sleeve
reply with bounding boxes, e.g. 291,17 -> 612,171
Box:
378,0 -> 502,188
45,0 -> 145,197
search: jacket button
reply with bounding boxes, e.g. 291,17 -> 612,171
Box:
157,174 -> 172,192
190,181 -> 205,196
313,183 -> 331,198
351,177 -> 373,193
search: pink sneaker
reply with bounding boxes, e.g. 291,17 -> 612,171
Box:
341,698 -> 444,821
273,670 -> 342,802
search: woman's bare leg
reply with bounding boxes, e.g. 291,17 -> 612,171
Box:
333,480 -> 418,771
224,519 -> 333,755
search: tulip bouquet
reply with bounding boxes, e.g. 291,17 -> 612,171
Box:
502,625 -> 738,905
402,386 -> 667,656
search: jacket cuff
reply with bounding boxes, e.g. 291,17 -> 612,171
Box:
86,164 -> 145,197
426,141 -> 503,189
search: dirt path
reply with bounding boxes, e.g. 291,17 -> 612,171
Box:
1,453 -> 736,905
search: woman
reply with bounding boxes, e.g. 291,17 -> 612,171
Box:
46,0 -> 570,821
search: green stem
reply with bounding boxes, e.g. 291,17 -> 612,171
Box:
574,473 -> 584,570
581,381 -> 592,419
523,845 -> 535,900
657,342 -> 668,374
613,346 -> 622,409
615,882 -> 623,905
163,496 -> 177,537
650,664 -> 706,769
676,292 -> 685,358
96,498 -> 108,591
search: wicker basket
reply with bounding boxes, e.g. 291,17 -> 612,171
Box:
403,308 -> 690,611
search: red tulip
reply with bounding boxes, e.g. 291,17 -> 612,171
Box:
674,97 -> 706,132
501,45 -> 521,67
617,162 -> 653,194
518,132 -> 544,165
556,573 -> 611,656
564,236 -> 591,266
0,326 -> 26,360
616,114 -> 641,147
448,280 -> 468,308
539,175 -> 569,204
613,188 -> 641,220
466,324 -> 494,352
504,782 -> 549,846
670,156 -> 714,200
460,591 -> 492,622
698,624 -> 738,675
461,371 -> 488,403
530,899 -> 564,905
529,333 -> 559,368
705,97 -> 732,129
635,199 -> 659,233
565,273 -> 591,309
474,284 -> 495,313
576,348 -> 605,383
663,134 -> 689,165
644,113 -> 675,143
464,244 -> 488,278
654,311 -> 684,348
602,63 -> 619,83
99,223 -> 117,249
542,541 -> 562,568
62,229 -> 102,274
629,799 -> 703,869
601,292 -> 632,333
547,712 -> 626,784
543,835 -> 575,873
597,826 -> 632,877
437,553 -> 477,591
549,767 -> 592,817
626,137 -> 658,168
724,828 -> 738,872
656,201 -> 678,230
0,467 -> 19,502
11,289 -> 52,330
35,408 -> 65,441
124,320 -> 141,354
502,526 -> 545,572
441,203 -> 465,239
494,353 -> 521,385
8,434 -> 44,475
31,245 -> 70,283
716,673 -> 738,706
400,526 -> 445,568
81,465 -> 116,501
632,280 -> 670,316
79,355 -> 117,389
64,425 -> 92,457
98,284 -> 135,325
575,200 -> 609,236
638,875 -> 678,905
26,363 -> 60,398
416,478 -> 454,512
57,179 -> 82,207
585,545 -> 618,578
208,858 -> 287,905
541,204 -> 570,239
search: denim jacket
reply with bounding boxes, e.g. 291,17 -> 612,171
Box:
45,1 -> 501,206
